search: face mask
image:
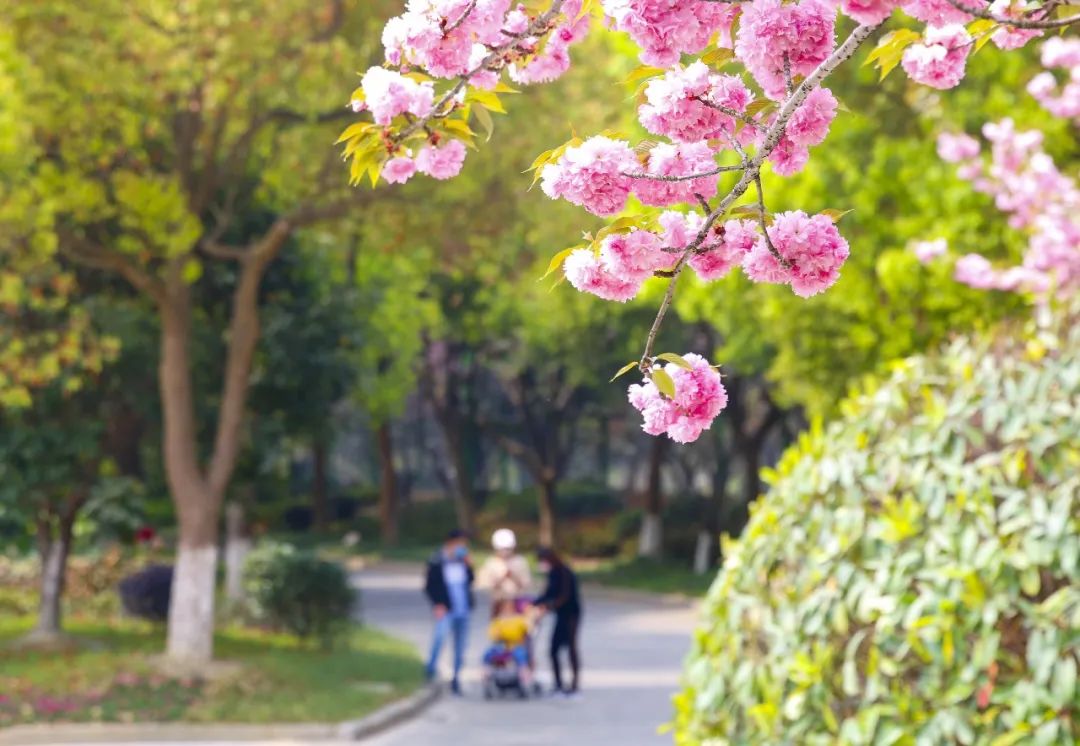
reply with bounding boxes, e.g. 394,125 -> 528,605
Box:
538,562 -> 551,574
452,545 -> 467,560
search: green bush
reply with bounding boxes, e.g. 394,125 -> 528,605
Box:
242,542 -> 355,648
676,310 -> 1080,745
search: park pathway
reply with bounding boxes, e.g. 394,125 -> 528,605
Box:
355,563 -> 698,746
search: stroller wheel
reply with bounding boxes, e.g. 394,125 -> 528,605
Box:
516,683 -> 528,700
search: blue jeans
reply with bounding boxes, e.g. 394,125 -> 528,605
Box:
426,613 -> 469,682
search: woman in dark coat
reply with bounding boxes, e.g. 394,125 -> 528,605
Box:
533,547 -> 582,695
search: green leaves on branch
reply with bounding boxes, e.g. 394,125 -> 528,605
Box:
864,29 -> 922,81
651,367 -> 675,398
610,361 -> 640,382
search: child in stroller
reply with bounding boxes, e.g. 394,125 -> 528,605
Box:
482,597 -> 535,699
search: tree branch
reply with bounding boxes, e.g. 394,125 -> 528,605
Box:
942,0 -> 1080,28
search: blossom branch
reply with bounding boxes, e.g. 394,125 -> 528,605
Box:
624,164 -> 745,182
693,96 -> 765,130
393,0 -> 568,144
444,0 -> 478,33
636,22 -> 881,371
942,0 -> 1080,28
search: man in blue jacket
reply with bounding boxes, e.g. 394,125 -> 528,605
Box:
423,528 -> 474,694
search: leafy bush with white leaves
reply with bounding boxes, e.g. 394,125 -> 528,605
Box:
675,306 -> 1079,745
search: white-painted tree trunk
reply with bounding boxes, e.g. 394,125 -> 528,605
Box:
637,513 -> 663,559
166,544 -> 218,663
693,530 -> 713,575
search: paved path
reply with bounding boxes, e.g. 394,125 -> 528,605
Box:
356,564 -> 698,746
21,565 -> 698,745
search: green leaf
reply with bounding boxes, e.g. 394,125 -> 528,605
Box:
181,258 -> 202,284
610,361 -> 640,382
466,88 -> 506,114
701,47 -> 734,69
652,368 -> 676,398
865,29 -> 922,81
335,121 -> 373,145
473,104 -> 495,142
622,65 -> 665,87
744,99 -> 775,119
541,246 -> 578,280
821,208 -> 854,223
656,352 -> 693,370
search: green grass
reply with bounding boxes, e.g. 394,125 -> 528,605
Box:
580,557 -> 716,597
0,616 -> 423,726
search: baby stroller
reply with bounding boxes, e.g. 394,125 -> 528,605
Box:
481,597 -> 539,700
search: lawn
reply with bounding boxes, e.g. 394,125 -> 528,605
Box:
579,557 -> 716,597
0,617 -> 423,727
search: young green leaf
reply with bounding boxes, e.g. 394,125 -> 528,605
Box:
610,361 -> 640,382
541,246 -> 578,280
820,208 -> 854,223
656,352 -> 693,370
652,368 -> 676,398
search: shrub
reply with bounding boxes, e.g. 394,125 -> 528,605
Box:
117,564 -> 172,621
281,505 -> 314,532
242,542 -> 354,647
676,311 -> 1080,745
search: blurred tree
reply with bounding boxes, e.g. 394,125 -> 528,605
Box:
4,0 -> 399,663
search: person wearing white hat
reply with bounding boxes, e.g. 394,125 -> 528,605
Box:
476,528 -> 532,609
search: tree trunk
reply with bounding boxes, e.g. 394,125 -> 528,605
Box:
446,434 -> 477,535
694,450 -> 731,575
34,514 -> 74,639
537,478 -> 558,549
638,437 -> 668,559
160,239 -> 281,664
376,421 -> 399,546
311,438 -> 329,531
223,502 -> 251,604
158,282 -> 221,664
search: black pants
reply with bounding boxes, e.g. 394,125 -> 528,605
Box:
550,611 -> 581,692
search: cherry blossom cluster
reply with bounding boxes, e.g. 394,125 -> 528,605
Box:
1027,37 -> 1080,122
628,353 -> 728,443
351,0 -> 1079,442
916,35 -> 1080,301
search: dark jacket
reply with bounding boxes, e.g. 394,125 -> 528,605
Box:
423,552 -> 475,610
535,564 -> 581,617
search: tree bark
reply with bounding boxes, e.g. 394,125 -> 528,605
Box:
375,421 -> 399,546
34,513 -> 75,639
311,438 -> 329,531
638,437 -> 668,559
446,432 -> 477,535
537,477 -> 558,549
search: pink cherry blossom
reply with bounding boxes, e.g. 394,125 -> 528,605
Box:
768,137 -> 811,176
638,63 -> 751,144
564,248 -> 643,301
954,253 -> 998,288
600,229 -> 670,282
361,67 -> 435,125
416,139 -> 468,179
989,0 -> 1042,50
382,156 -> 418,184
628,353 -> 728,443
1026,38 -> 1080,122
900,0 -> 974,26
911,238 -> 948,263
540,136 -> 638,216
901,25 -> 972,90
840,0 -> 902,25
632,142 -> 721,207
786,87 -> 838,148
937,132 -> 981,162
603,0 -> 739,68
689,219 -> 760,281
735,0 -> 836,100
382,0 -> 513,78
743,211 -> 850,297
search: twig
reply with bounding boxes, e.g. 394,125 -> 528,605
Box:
623,164 -> 744,182
941,0 -> 1080,28
693,97 -> 765,131
444,0 -> 478,33
753,173 -> 788,267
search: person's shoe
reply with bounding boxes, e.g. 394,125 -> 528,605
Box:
450,679 -> 463,696
563,689 -> 582,701
424,667 -> 436,683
